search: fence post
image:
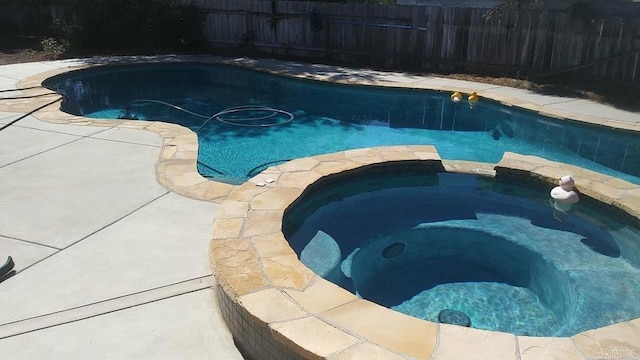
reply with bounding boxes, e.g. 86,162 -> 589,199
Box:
246,11 -> 253,51
409,5 -> 419,67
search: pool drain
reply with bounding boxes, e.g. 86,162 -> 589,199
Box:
381,242 -> 405,259
438,309 -> 471,327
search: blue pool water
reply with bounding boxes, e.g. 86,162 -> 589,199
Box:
283,171 -> 640,337
43,63 -> 640,184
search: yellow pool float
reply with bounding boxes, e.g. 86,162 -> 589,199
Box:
468,91 -> 479,108
450,91 -> 463,103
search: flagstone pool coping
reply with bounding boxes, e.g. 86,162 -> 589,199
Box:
3,56 -> 640,359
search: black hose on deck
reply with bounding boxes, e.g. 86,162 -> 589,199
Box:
0,97 -> 63,133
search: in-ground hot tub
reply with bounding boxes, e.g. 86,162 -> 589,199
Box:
209,146 -> 640,359
283,168 -> 640,337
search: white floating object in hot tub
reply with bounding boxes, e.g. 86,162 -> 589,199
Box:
550,175 -> 579,205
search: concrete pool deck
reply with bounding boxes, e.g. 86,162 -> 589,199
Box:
0,56 -> 639,359
0,59 -> 243,359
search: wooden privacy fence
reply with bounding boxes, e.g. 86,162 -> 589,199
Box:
2,0 -> 639,82
194,0 -> 640,82
0,0 -> 74,36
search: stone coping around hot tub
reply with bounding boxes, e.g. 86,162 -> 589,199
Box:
210,145 -> 640,360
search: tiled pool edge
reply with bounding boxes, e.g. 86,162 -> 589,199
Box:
217,58 -> 640,133
3,57 -> 640,359
5,56 -> 640,204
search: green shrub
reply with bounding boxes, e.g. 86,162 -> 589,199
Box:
40,37 -> 68,56
63,0 -> 205,52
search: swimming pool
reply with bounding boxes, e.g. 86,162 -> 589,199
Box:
43,63 -> 640,185
282,169 -> 640,337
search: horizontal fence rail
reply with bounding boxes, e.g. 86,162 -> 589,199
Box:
2,0 -> 639,82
